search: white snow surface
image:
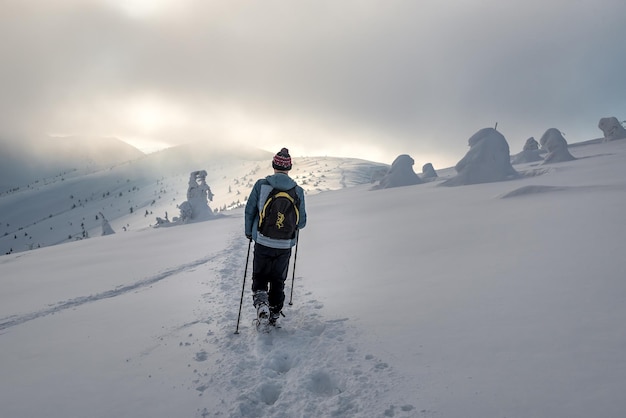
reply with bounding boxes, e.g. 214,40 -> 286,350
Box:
2,139 -> 626,417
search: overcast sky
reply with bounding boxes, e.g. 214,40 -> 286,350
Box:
1,0 -> 624,167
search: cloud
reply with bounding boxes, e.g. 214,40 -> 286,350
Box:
1,0 -> 625,167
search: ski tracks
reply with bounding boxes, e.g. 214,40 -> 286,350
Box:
0,255 -> 219,332
190,235 -> 418,417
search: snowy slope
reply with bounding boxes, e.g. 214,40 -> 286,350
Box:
1,139 -> 626,417
0,148 -> 387,255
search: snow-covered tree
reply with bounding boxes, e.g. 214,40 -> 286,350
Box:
375,154 -> 422,189
512,137 -> 544,164
598,116 -> 626,142
539,128 -> 576,164
99,212 -> 115,236
442,128 -> 518,186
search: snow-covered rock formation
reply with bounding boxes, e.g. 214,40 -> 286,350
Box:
421,163 -> 438,179
99,212 -> 115,236
442,128 -> 517,186
512,137 -> 544,164
598,117 -> 626,142
374,154 -> 422,189
539,128 -> 576,164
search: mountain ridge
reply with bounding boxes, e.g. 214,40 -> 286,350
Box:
0,135 -> 145,192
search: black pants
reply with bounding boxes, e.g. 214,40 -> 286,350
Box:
251,243 -> 292,314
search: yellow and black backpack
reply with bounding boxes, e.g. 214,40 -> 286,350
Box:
258,187 -> 300,240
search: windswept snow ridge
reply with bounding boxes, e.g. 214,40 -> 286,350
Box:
500,183 -> 626,199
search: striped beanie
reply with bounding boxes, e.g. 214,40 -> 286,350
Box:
272,148 -> 292,171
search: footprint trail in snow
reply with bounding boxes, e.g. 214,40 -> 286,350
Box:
191,234 -> 417,417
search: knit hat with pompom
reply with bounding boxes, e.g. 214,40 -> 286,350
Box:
272,148 -> 292,171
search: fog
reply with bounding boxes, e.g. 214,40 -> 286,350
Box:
1,0 -> 624,167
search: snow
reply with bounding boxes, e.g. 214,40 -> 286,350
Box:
2,139 -> 626,417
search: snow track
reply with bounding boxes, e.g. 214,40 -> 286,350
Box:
0,228 -> 417,416
187,234 -> 417,417
0,255 -> 219,331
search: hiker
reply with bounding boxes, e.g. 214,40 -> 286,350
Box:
244,148 -> 307,326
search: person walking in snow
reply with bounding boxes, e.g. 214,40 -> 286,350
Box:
244,148 -> 307,326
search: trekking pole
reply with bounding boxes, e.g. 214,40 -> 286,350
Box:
234,238 -> 253,334
288,231 -> 300,306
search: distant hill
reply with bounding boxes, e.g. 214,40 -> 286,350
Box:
134,143 -> 275,176
0,135 -> 145,193
0,144 -> 388,255
45,136 -> 146,166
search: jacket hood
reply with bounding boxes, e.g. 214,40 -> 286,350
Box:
266,173 -> 297,190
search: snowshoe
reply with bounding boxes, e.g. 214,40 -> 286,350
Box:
268,310 -> 285,328
256,303 -> 270,324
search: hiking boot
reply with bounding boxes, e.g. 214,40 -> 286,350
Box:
253,290 -> 269,308
269,310 -> 282,326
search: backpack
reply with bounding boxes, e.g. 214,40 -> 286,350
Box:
258,187 -> 300,240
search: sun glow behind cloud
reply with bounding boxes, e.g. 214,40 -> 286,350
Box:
110,94 -> 192,152
3,0 -> 623,169
112,95 -> 455,167
125,95 -> 190,135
